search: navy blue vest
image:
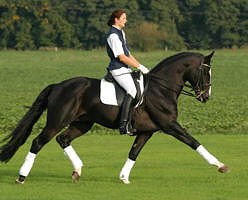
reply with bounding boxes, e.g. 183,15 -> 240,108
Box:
106,26 -> 130,71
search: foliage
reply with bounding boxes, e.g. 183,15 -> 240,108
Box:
138,0 -> 185,50
177,0 -> 248,49
0,0 -> 247,50
127,21 -> 167,51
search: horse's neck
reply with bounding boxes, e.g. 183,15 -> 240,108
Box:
150,65 -> 185,90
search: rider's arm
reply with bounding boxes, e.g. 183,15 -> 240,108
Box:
129,54 -> 139,65
118,54 -> 139,68
107,33 -> 149,73
119,54 -> 149,74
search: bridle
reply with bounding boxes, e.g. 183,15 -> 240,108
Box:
185,62 -> 211,99
148,62 -> 211,99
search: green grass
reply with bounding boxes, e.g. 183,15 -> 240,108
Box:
0,134 -> 247,200
0,49 -> 248,199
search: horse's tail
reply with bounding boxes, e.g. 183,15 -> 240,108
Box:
0,84 -> 55,163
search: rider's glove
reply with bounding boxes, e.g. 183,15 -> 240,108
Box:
138,64 -> 149,74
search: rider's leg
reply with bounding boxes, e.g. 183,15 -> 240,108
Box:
111,67 -> 136,134
119,94 -> 134,134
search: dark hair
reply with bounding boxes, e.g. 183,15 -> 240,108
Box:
107,10 -> 126,26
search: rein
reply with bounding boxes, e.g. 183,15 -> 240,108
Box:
148,62 -> 211,98
148,74 -> 196,97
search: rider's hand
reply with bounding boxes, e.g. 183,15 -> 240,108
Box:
138,64 -> 149,74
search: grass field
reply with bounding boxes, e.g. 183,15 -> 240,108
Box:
0,50 -> 248,199
0,134 -> 247,200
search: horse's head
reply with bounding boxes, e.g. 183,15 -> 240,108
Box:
186,51 -> 214,103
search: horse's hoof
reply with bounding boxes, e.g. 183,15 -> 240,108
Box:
120,178 -> 130,184
15,175 -> 25,184
72,171 -> 80,182
15,178 -> 24,184
218,165 -> 230,173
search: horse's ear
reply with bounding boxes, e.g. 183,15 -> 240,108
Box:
209,51 -> 215,58
204,51 -> 215,64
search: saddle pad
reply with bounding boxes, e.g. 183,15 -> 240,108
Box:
100,74 -> 144,106
100,79 -> 118,106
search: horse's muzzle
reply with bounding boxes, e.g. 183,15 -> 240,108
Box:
196,92 -> 210,103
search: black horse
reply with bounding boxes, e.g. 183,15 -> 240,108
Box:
0,51 -> 229,184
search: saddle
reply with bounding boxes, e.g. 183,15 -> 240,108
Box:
100,71 -> 145,107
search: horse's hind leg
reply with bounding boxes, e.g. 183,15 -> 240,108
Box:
15,125 -> 63,184
120,133 -> 152,184
56,120 -> 94,182
15,102 -> 79,184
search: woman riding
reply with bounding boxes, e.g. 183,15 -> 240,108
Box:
106,9 -> 149,135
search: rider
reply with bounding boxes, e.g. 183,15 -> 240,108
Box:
106,10 -> 149,135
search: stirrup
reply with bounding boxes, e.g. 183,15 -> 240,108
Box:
126,122 -> 136,136
119,122 -> 136,136
119,123 -> 128,135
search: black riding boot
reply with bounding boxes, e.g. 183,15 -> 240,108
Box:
119,94 -> 134,135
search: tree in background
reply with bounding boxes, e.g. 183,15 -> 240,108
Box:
177,0 -> 210,49
0,0 -> 78,49
127,21 -> 167,51
138,0 -> 185,50
0,0 -> 247,50
236,0 -> 248,48
0,0 -> 36,49
203,0 -> 240,49
178,0 -> 248,49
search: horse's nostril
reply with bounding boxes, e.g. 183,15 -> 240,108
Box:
204,94 -> 210,101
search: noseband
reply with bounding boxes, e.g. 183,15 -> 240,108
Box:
184,63 -> 211,98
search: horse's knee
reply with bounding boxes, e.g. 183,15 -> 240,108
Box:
30,137 -> 44,154
56,134 -> 70,149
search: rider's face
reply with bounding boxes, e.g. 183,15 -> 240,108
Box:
115,13 -> 127,29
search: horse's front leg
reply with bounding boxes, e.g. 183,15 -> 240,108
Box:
165,120 -> 230,173
120,133 -> 153,184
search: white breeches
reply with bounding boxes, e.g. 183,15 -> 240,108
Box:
110,67 -> 137,98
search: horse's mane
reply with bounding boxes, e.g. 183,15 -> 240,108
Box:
151,52 -> 203,73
